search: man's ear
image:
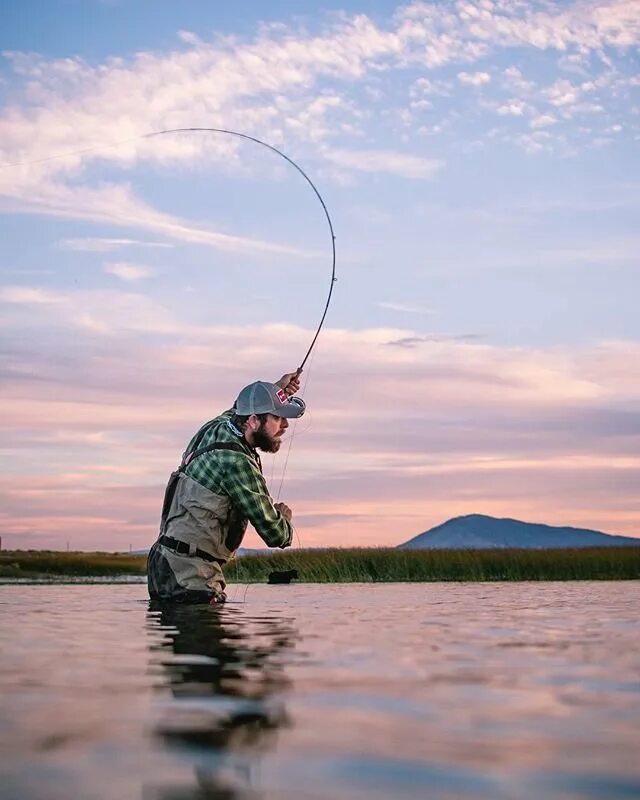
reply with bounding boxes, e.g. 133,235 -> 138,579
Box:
246,414 -> 260,433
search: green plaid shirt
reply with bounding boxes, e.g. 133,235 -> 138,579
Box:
182,410 -> 292,548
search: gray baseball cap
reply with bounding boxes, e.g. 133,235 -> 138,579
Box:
234,381 -> 306,419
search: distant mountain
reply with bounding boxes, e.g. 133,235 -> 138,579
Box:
398,514 -> 639,550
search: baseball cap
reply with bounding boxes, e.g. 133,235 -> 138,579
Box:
234,381 -> 306,419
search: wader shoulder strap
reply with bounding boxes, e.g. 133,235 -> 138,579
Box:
181,417 -> 217,463
160,442 -> 248,529
182,441 -> 247,468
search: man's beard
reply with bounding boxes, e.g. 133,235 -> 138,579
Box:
253,424 -> 282,453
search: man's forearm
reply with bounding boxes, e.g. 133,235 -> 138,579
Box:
254,513 -> 293,549
221,462 -> 293,548
245,495 -> 293,548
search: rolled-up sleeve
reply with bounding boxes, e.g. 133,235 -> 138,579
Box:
220,452 -> 293,548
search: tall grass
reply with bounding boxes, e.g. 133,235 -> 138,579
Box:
0,551 -> 146,578
2,547 -> 639,582
230,546 -> 640,583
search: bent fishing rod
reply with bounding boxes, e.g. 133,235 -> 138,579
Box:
3,127 -> 338,374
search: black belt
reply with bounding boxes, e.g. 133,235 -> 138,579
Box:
159,535 -> 224,565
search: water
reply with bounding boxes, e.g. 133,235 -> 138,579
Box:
1,582 -> 639,800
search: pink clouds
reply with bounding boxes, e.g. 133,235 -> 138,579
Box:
1,290 -> 639,549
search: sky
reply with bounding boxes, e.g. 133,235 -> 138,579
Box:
0,0 -> 639,551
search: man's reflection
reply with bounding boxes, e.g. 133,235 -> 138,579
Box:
145,602 -> 296,799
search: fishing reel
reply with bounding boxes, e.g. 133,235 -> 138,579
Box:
288,396 -> 306,417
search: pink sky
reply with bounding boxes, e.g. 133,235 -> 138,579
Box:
1,307 -> 638,550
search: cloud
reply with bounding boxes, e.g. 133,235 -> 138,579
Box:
0,1 -> 636,243
59,237 -> 174,252
497,100 -> 528,116
488,64 -> 631,149
377,301 -> 436,315
458,71 -> 491,86
539,240 -> 640,264
545,78 -> 582,107
386,334 -> 482,347
0,286 -> 67,305
3,181 -> 313,257
0,284 -> 176,335
104,262 -> 155,282
1,324 -> 639,547
530,114 -> 558,129
502,66 -> 537,95
324,147 -> 443,179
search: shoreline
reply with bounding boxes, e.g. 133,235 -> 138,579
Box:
0,575 -> 147,585
2,576 -> 640,586
2,546 -> 639,583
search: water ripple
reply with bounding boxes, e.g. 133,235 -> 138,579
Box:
0,581 -> 639,799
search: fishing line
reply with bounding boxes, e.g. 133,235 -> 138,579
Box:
276,341 -> 318,503
234,362 -> 314,604
268,441 -> 278,493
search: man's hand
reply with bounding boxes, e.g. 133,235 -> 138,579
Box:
276,370 -> 302,397
275,502 -> 292,522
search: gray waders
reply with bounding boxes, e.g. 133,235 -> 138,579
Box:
147,435 -> 248,604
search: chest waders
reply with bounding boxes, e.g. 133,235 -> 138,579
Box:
147,424 -> 256,603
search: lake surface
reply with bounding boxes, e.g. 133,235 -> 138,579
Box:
1,582 -> 639,800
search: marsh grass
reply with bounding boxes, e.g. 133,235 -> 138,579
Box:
1,547 -> 639,582
231,546 -> 640,583
0,551 -> 146,579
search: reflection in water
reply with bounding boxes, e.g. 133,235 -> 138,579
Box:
145,602 -> 296,800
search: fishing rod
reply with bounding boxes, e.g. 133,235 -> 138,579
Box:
2,127 -> 338,373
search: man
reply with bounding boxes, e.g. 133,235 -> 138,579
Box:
147,371 -> 304,605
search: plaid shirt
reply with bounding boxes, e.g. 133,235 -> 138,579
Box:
182,410 -> 293,549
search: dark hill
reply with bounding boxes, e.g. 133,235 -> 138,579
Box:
398,514 -> 639,550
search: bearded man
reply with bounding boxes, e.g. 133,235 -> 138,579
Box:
147,371 -> 304,605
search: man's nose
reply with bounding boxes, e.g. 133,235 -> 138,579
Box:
282,418 -> 289,430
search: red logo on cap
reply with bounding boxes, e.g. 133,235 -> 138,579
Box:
276,389 -> 287,403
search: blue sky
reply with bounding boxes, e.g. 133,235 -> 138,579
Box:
0,0 -> 639,549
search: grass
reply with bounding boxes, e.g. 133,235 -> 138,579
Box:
0,550 -> 147,579
230,546 -> 640,583
2,547 -> 639,582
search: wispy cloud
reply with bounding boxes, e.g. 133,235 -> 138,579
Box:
104,262 -> 155,282
458,71 -> 491,86
0,315 -> 638,547
530,114 -> 558,129
0,286 -> 67,305
377,301 -> 436,315
3,181 -> 312,256
325,147 -> 443,179
385,334 -> 483,347
497,100 -> 528,117
59,237 -> 174,252
0,0 -> 637,224
0,284 -> 175,335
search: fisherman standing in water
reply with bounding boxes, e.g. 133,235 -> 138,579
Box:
147,371 -> 304,605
